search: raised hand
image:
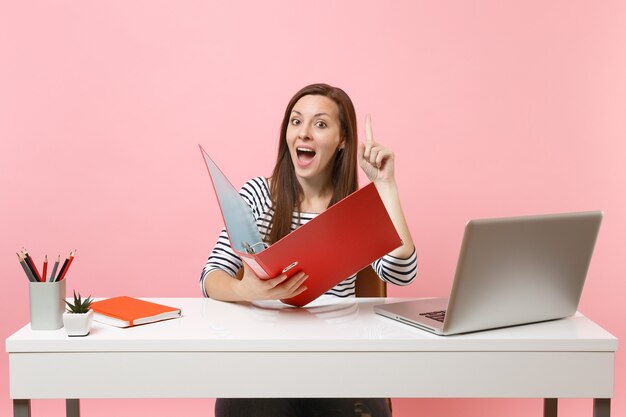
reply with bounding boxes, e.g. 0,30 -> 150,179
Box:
358,114 -> 395,183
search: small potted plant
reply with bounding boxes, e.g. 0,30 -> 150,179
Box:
63,291 -> 94,337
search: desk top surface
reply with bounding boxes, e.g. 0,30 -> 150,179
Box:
6,297 -> 618,353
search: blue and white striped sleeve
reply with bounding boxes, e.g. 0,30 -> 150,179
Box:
372,248 -> 418,286
199,228 -> 243,297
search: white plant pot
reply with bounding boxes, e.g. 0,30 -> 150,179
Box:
63,310 -> 94,337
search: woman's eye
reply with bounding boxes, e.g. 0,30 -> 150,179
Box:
315,121 -> 327,128
291,118 -> 301,126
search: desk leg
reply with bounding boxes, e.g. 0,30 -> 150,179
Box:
543,398 -> 558,417
13,399 -> 31,417
593,399 -> 610,417
66,399 -> 80,417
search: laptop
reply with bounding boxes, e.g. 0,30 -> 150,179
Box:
374,211 -> 602,335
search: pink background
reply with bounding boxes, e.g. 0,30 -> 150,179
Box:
1,1 -> 624,416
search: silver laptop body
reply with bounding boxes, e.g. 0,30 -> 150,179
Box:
374,211 -> 602,335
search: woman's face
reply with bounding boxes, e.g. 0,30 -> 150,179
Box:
286,94 -> 344,184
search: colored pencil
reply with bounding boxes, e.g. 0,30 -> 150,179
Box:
59,250 -> 76,281
55,254 -> 70,282
22,248 -> 42,282
49,255 -> 60,282
42,255 -> 48,282
17,253 -> 37,282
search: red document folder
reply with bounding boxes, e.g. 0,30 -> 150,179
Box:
200,146 -> 402,307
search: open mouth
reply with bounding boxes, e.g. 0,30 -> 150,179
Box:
296,147 -> 316,163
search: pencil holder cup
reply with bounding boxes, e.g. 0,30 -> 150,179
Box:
29,280 -> 66,330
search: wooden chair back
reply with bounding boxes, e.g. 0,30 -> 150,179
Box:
354,266 -> 387,297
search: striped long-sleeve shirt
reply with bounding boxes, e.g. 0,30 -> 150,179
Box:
200,177 -> 417,298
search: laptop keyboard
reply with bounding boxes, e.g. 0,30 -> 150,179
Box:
420,310 -> 446,322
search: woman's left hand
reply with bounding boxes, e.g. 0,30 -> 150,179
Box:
358,114 -> 395,183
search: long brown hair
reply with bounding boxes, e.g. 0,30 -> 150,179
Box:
267,83 -> 358,245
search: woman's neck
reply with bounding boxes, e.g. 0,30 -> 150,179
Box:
297,176 -> 334,214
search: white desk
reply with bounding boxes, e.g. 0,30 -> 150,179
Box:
6,297 -> 618,417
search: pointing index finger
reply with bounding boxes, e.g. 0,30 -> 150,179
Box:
365,114 -> 374,145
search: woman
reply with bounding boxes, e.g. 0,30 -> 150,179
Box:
201,83 -> 417,416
